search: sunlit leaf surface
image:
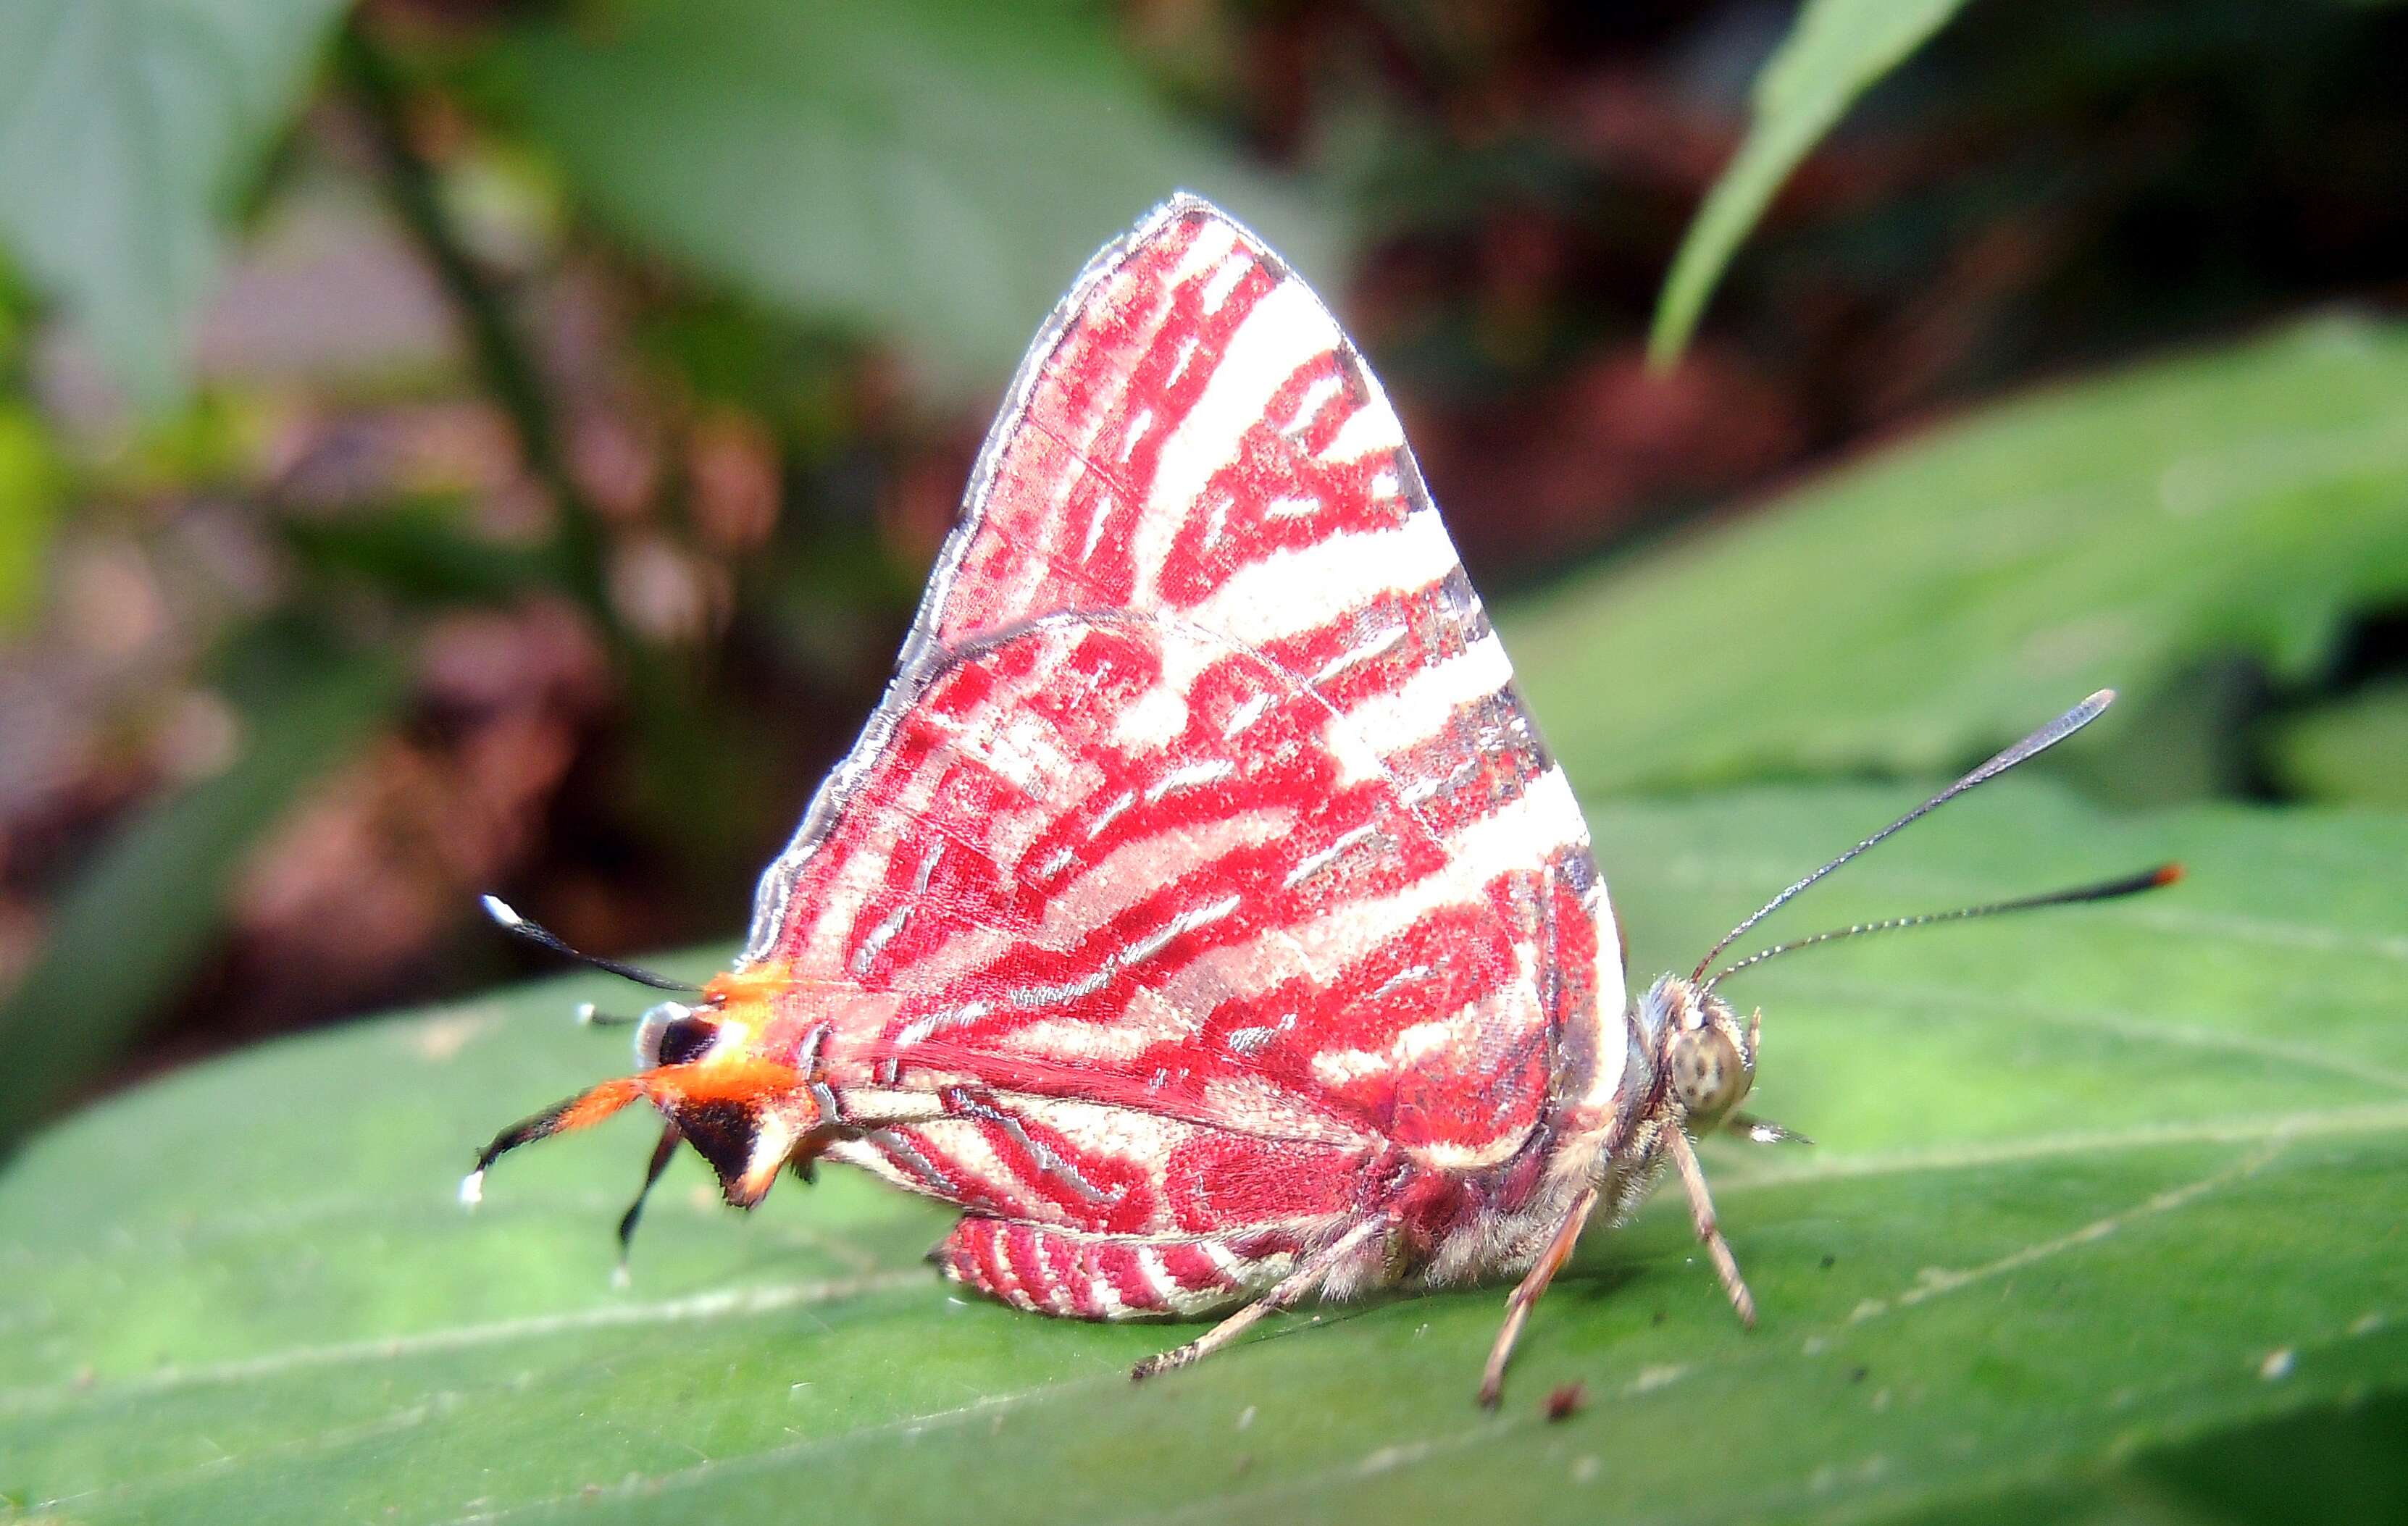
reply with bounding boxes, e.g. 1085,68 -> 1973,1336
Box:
4,786 -> 2401,1523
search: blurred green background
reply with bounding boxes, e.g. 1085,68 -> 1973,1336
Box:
5,2 -> 2408,1522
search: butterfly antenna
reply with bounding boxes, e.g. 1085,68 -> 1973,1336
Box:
480,895 -> 701,993
1689,689 -> 2118,984
1705,863 -> 2181,989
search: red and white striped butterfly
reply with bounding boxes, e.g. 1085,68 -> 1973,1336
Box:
468,195 -> 2170,1404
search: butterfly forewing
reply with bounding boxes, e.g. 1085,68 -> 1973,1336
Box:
738,196 -> 1626,1244
929,203 -> 1432,650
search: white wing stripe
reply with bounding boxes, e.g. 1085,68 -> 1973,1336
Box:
1184,508 -> 1461,649
1172,215 -> 1242,288
1338,633 -> 1517,765
1322,398 -> 1403,461
1158,766 -> 1586,1015
1135,275 -> 1330,600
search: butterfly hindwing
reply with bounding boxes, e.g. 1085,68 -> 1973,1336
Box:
740,196 -> 1625,1243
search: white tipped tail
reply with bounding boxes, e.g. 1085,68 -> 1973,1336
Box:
458,1169 -> 486,1208
480,894 -> 524,928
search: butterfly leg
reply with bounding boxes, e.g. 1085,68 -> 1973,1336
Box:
610,1123 -> 683,1288
1130,1215 -> 1390,1382
1665,1127 -> 1757,1327
1477,1184 -> 1600,1408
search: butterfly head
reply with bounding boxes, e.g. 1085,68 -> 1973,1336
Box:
624,964 -> 787,1068
1640,975 -> 1757,1131
459,918 -> 822,1222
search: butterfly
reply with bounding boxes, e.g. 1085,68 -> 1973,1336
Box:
466,194 -> 2175,1405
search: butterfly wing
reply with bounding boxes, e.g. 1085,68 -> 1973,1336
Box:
742,196 -> 1626,1241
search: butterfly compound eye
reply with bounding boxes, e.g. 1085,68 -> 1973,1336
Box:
1669,1026 -> 1749,1123
635,1003 -> 719,1068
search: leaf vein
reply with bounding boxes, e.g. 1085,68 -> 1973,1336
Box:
0,1269 -> 927,1417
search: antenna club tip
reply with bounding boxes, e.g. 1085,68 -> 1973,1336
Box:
2152,862 -> 2186,888
611,1262 -> 633,1291
574,1002 -> 598,1026
458,1169 -> 486,1209
2089,688 -> 2117,708
480,894 -> 524,928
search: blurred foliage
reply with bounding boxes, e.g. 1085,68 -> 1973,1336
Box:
4,785 -> 2405,1521
1649,0 -> 1970,364
0,0 -> 355,403
1503,315 -> 2408,800
2271,679 -> 2408,809
0,647 -> 401,1141
504,0 -> 1339,390
0,262 -> 50,628
0,405 -> 53,629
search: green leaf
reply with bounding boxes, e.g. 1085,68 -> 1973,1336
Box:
0,402 -> 54,627
4,785 -> 2402,1522
1502,316 -> 2408,796
1648,0 -> 1969,365
507,0 -> 1335,390
0,652 -> 404,1144
2270,679 -> 2408,808
0,0 -> 352,403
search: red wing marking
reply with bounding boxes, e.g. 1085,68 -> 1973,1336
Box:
931,1215 -> 1305,1318
738,196 -> 1626,1241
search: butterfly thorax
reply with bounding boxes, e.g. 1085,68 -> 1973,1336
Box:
1460,973 -> 1757,1273
1389,961 -> 1731,1286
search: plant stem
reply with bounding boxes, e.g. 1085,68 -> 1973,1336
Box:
335,17 -> 613,626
